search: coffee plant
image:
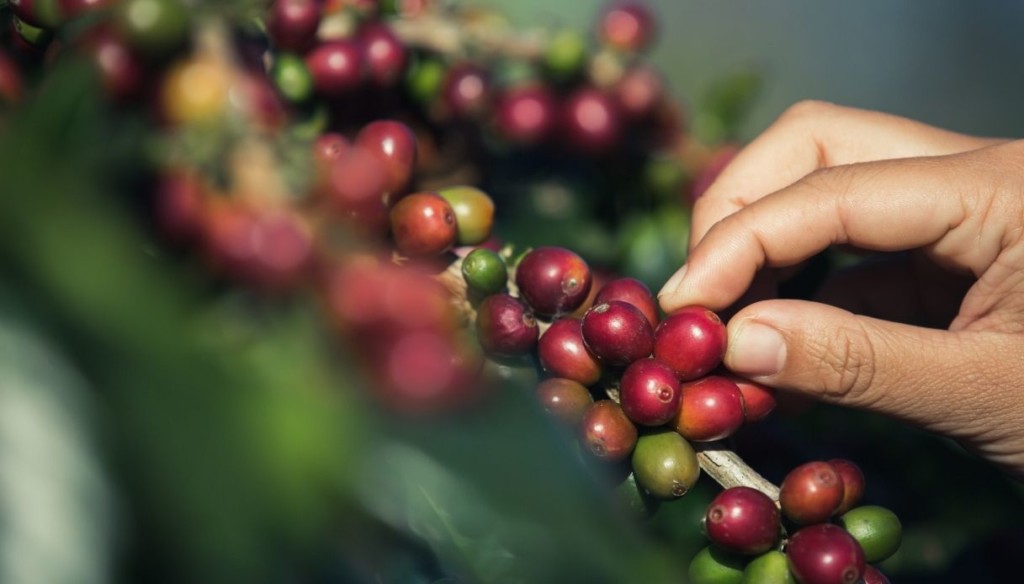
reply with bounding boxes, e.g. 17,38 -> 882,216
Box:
0,1 -> 1020,583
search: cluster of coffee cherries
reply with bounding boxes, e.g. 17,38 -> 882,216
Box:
691,460 -> 902,584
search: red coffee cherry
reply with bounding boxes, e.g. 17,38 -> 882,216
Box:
443,63 -> 491,119
515,246 -> 592,318
829,459 -> 866,516
538,318 -> 602,386
267,0 -> 321,53
581,301 -> 654,366
615,64 -> 664,120
704,486 -> 781,555
355,120 -> 418,200
861,566 -> 891,584
619,358 -> 680,426
475,294 -> 539,357
598,0 -> 655,52
579,401 -> 637,462
786,524 -> 865,584
306,40 -> 365,97
594,277 -> 659,328
779,461 -> 845,525
562,87 -> 622,156
653,306 -> 727,380
327,146 -> 391,237
729,375 -> 777,423
495,85 -> 557,145
673,375 -> 745,442
359,22 -> 407,87
389,192 -> 457,257
536,378 -> 593,427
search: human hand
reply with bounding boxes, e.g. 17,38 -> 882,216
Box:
657,101 -> 1024,478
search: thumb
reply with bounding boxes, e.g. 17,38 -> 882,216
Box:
723,300 -> 1021,455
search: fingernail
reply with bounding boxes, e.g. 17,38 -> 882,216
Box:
729,321 -> 786,377
658,265 -> 688,299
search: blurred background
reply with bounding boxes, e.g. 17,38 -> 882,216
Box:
1,1 -> 1023,584
476,0 -> 1024,139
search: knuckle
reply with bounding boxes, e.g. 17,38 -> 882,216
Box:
780,99 -> 837,125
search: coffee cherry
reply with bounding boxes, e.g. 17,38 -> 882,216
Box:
160,57 -> 231,125
374,328 -> 479,414
115,0 -> 190,56
654,306 -> 727,380
306,40 -> 365,97
785,524 -> 865,584
730,376 -> 777,423
495,85 -> 557,145
579,401 -> 637,462
594,277 -> 659,328
619,358 -> 680,426
615,64 -> 664,119
515,246 -> 592,318
598,0 -> 655,52
267,0 -> 321,53
543,29 -> 587,81
244,208 -> 315,291
562,87 -> 621,155
312,132 -> 351,188
828,459 -> 865,515
442,63 -> 491,119
355,120 -> 417,200
154,171 -> 204,244
536,378 -> 593,427
581,301 -> 654,366
390,192 -> 456,256
0,51 -> 23,105
405,54 -> 445,104
359,22 -> 407,87
674,376 -> 745,442
837,506 -> 902,563
616,472 -> 660,519
438,185 -> 494,245
630,430 -> 699,499
12,15 -> 53,49
704,487 -> 780,555
327,146 -> 391,236
742,551 -> 795,583
270,52 -> 314,103
475,293 -> 538,357
10,0 -> 62,29
688,546 -> 747,584
779,461 -> 845,525
83,27 -> 145,103
861,566 -> 891,584
461,248 -> 507,296
538,318 -> 602,386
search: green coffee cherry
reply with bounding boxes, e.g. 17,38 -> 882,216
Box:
462,248 -> 507,296
837,505 -> 902,563
615,473 -> 660,520
544,29 -> 587,80
438,185 -> 495,245
742,551 -> 795,583
406,55 -> 445,105
689,546 -> 747,584
270,53 -> 314,104
116,0 -> 190,56
13,16 -> 53,48
630,430 -> 699,499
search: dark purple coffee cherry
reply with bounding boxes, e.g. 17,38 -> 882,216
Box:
515,246 -> 592,318
581,301 -> 654,366
267,0 -> 321,53
704,486 -> 780,555
786,524 -> 865,584
475,294 -> 539,357
594,277 -> 659,328
359,22 -> 407,87
306,40 -> 364,97
829,459 -> 865,516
